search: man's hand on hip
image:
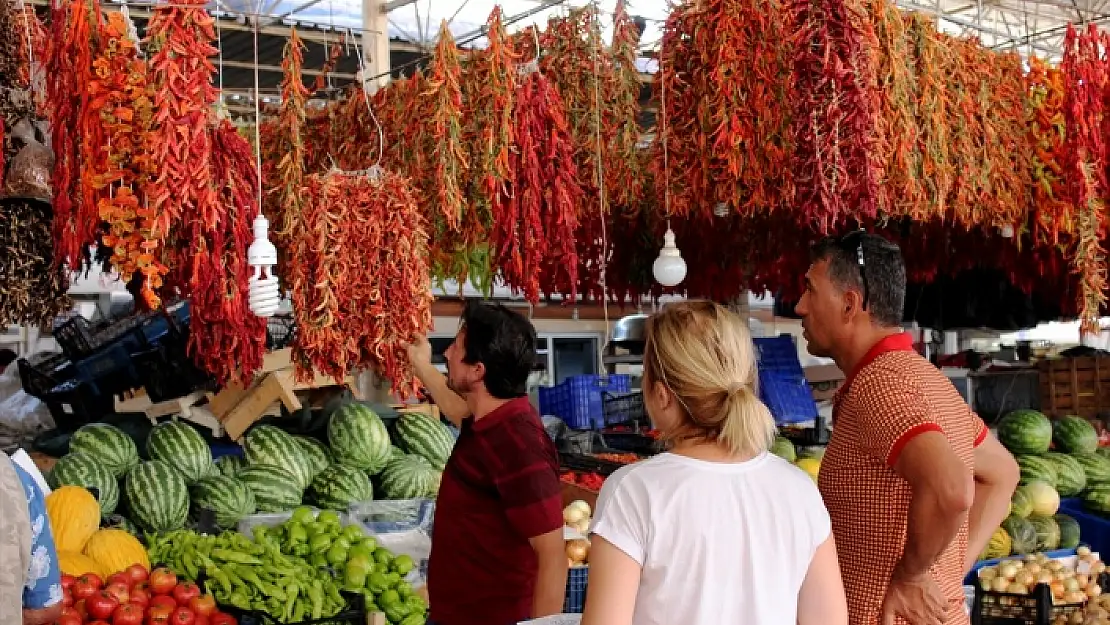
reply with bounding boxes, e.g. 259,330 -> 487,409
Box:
880,570 -> 948,625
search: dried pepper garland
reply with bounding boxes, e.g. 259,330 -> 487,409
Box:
268,28 -> 311,265
89,12 -> 161,308
984,49 -> 1032,231
907,14 -> 953,219
1062,24 -> 1109,335
874,0 -> 924,220
290,170 -> 431,395
790,0 -> 885,231
0,198 -> 72,327
606,1 -> 645,212
1026,57 -> 1071,246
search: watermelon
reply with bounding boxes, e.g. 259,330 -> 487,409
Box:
1055,514 -> 1082,549
1016,455 -> 1058,487
769,437 -> 796,463
1082,484 -> 1110,514
101,514 -> 139,536
394,413 -> 456,470
1072,452 -> 1110,485
69,423 -> 140,479
1045,452 -> 1087,496
1053,415 -> 1100,454
389,446 -> 407,461
998,410 -> 1052,455
146,420 -> 214,484
1029,515 -> 1061,551
1002,515 -> 1038,555
190,475 -> 256,529
51,452 -> 119,516
308,464 -> 374,510
981,527 -> 1011,560
379,455 -> 441,500
1097,447 -> 1110,462
1010,486 -> 1034,518
237,465 -> 303,512
215,455 -> 247,478
328,403 -> 391,474
1024,480 -> 1061,516
124,460 -> 189,533
243,425 -> 313,491
295,436 -> 332,480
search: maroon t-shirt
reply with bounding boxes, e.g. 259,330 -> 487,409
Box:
427,397 -> 563,625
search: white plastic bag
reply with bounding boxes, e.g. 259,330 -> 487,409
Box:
0,364 -> 53,434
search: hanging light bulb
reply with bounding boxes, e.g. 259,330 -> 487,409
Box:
247,214 -> 280,317
652,226 -> 687,287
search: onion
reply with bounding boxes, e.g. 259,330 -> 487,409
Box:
1067,591 -> 1089,604
572,518 -> 590,535
993,577 -> 1012,592
564,506 -> 588,525
1039,571 -> 1056,586
569,500 -> 592,518
1080,546 -> 1093,558
1089,584 -> 1103,599
566,539 -> 590,564
1009,583 -> 1029,594
1066,578 -> 1083,593
1028,563 -> 1044,576
1016,570 -> 1036,587
980,566 -> 999,581
1052,580 -> 1067,598
1001,563 -> 1019,579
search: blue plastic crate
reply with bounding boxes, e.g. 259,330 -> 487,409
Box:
539,374 -> 631,430
563,566 -> 589,613
753,335 -> 805,374
758,370 -> 819,424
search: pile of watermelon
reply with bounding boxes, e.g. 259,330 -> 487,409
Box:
983,409 -> 1110,561
48,403 -> 457,539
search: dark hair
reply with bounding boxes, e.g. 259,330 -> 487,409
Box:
0,349 -> 17,368
811,232 -> 906,327
459,299 -> 537,399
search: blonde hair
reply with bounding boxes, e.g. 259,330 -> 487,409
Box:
643,300 -> 777,457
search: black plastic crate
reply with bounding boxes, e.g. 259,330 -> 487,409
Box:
223,589 -> 369,625
779,416 -> 830,446
42,379 -> 116,431
55,314 -> 144,360
600,432 -> 662,456
132,345 -> 212,402
560,451 -> 625,477
973,574 -> 1110,625
602,391 -> 646,426
18,352 -> 73,399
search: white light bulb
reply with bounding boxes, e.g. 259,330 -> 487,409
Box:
652,227 -> 687,287
247,214 -> 281,318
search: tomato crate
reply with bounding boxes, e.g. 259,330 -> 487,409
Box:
560,451 -> 624,477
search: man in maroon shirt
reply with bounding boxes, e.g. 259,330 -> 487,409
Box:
408,300 -> 568,625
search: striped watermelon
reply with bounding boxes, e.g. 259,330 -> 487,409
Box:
1056,514 -> 1082,549
1053,415 -> 1099,454
328,403 -> 391,474
69,423 -> 139,479
295,436 -> 332,481
394,414 -> 455,470
102,514 -> 140,536
308,464 -> 373,510
1084,484 -> 1110,514
1045,452 -> 1087,496
190,475 -> 256,529
997,410 -> 1052,455
146,420 -> 214,484
237,465 -> 303,512
1016,454 -> 1058,487
124,460 -> 189,533
52,452 -> 119,516
1097,447 -> 1110,462
379,455 -> 441,500
1029,515 -> 1061,551
390,445 -> 407,460
243,425 -> 313,491
215,455 -> 247,478
1072,452 -> 1110,485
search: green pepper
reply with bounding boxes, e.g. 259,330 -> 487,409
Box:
399,615 -> 426,625
367,572 -> 390,594
384,602 -> 409,624
212,548 -> 263,565
405,595 -> 427,614
308,580 -> 325,620
379,589 -> 401,607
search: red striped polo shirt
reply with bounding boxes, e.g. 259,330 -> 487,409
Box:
428,396 -> 563,625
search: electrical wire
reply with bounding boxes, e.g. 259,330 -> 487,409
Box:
252,13 -> 264,214
589,1 -> 612,372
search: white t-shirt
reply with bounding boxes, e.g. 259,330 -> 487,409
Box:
589,452 -> 831,625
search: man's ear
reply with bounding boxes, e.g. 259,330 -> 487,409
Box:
841,288 -> 865,320
472,361 -> 486,382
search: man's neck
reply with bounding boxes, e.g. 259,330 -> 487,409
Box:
467,393 -> 514,421
832,326 -> 905,378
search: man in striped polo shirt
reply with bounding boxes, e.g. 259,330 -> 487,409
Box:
795,232 -> 1020,625
408,300 -> 567,625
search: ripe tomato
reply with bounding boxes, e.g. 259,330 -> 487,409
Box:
208,613 -> 237,625
148,568 -> 178,596
60,574 -> 77,591
77,573 -> 104,590
129,587 -> 151,608
170,607 -> 197,625
71,599 -> 88,620
57,613 -> 83,625
107,572 -> 132,588
62,587 -> 74,607
105,582 -> 131,604
193,616 -> 210,625
86,590 -> 121,620
73,580 -> 100,601
125,564 -> 149,586
88,621 -> 112,625
147,604 -> 174,625
172,582 -> 201,606
111,602 -> 145,625
150,595 -> 178,611
187,594 -> 216,616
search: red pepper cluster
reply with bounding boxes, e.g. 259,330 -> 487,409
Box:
560,471 -> 605,492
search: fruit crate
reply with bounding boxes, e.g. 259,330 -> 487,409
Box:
971,576 -> 1108,625
1039,356 -> 1110,420
753,335 -> 820,425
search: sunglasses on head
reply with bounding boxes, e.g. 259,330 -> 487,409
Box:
837,230 -> 870,311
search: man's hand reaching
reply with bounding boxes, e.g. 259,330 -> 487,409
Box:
407,335 -> 432,371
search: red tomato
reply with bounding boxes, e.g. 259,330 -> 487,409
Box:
57,615 -> 83,625
107,572 -> 131,588
62,588 -> 74,607
86,590 -> 121,620
193,616 -> 210,625
129,587 -> 151,608
71,599 -> 88,620
150,595 -> 178,611
208,613 -> 236,625
172,582 -> 201,606
105,582 -> 131,604
77,573 -> 104,590
170,607 -> 196,625
88,621 -> 112,625
125,564 -> 149,586
147,604 -> 174,625
60,574 -> 77,591
148,568 -> 178,596
73,580 -> 100,601
111,602 -> 145,625
187,594 -> 216,617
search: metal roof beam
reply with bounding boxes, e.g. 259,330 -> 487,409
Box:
382,0 -> 417,12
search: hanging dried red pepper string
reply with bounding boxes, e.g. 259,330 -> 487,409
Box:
907,14 -> 954,221
1027,57 -> 1071,247
268,27 -> 310,264
873,0 -> 924,220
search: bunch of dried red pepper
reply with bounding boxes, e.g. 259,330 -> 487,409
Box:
266,28 -> 311,265
289,169 -> 431,396
1027,57 -> 1071,247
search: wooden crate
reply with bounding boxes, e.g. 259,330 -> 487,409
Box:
1039,356 -> 1110,420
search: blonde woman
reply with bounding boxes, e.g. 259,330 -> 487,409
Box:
580,301 -> 848,625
